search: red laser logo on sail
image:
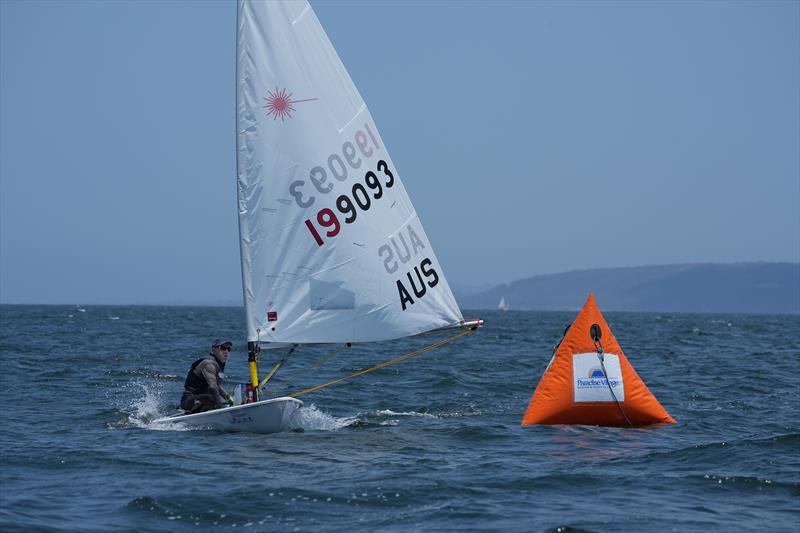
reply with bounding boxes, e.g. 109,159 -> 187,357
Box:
263,87 -> 318,121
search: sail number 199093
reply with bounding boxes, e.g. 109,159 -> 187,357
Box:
304,160 -> 395,247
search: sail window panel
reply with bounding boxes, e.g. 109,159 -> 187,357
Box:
309,278 -> 356,310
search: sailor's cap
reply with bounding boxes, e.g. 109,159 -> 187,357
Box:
211,338 -> 233,348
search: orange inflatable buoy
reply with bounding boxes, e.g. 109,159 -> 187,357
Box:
522,294 -> 676,427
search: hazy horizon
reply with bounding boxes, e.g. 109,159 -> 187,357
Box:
1,260 -> 796,306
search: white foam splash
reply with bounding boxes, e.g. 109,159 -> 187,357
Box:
289,404 -> 356,431
373,409 -> 437,418
117,381 -> 191,431
146,418 -> 191,431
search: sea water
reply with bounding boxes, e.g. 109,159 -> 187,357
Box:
0,305 -> 797,532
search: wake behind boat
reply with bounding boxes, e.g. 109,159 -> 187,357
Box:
154,397 -> 302,433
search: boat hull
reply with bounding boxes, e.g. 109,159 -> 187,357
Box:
154,396 -> 302,433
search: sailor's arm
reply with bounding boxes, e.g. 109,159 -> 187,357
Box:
199,361 -> 224,404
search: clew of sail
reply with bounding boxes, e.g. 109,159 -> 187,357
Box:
236,0 -> 463,345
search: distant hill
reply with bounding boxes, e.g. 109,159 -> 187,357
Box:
456,263 -> 800,314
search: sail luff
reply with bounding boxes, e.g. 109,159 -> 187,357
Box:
236,0 -> 258,342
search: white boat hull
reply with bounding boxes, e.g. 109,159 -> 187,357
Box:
153,396 -> 302,433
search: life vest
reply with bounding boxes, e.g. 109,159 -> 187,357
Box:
183,354 -> 222,395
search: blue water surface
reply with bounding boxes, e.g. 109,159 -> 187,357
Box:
0,305 -> 798,532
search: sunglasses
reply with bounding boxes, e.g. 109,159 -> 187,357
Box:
218,345 -> 232,352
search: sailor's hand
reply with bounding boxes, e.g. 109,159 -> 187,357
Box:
224,394 -> 234,406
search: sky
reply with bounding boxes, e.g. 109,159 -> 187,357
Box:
1,0 -> 798,305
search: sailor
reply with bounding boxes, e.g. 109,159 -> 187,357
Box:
180,338 -> 233,414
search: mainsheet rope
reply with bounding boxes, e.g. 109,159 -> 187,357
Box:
287,327 -> 477,399
277,344 -> 349,388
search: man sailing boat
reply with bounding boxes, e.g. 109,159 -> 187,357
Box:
180,339 -> 234,414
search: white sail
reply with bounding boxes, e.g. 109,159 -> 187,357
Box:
236,0 -> 463,345
498,297 -> 509,311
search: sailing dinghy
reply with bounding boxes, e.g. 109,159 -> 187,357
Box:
154,396 -> 302,433
154,0 -> 480,433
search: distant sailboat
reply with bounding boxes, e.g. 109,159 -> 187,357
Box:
498,296 -> 510,311
156,0 -> 480,433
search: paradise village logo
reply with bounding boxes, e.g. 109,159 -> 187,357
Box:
263,87 -> 318,121
576,366 -> 621,390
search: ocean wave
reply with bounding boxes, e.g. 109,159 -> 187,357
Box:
694,474 -> 798,491
372,409 -> 438,418
603,432 -> 800,477
104,368 -> 180,380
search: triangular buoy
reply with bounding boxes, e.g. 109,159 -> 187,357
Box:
522,294 -> 676,427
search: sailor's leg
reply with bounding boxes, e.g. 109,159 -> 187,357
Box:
181,393 -> 216,414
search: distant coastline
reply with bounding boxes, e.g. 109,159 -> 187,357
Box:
1,262 -> 797,314
456,262 -> 800,314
